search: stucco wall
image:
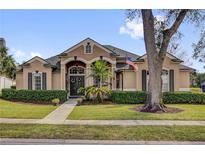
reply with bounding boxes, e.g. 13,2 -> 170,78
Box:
61,45 -> 116,62
22,59 -> 52,90
179,71 -> 191,88
123,70 -> 137,91
16,72 -> 23,89
52,72 -> 61,89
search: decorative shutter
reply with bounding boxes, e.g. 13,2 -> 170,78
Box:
28,73 -> 32,90
169,70 -> 174,92
142,70 -> 147,91
42,72 -> 47,90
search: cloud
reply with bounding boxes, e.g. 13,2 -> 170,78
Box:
14,50 -> 26,59
11,48 -> 43,63
12,49 -> 27,63
119,19 -> 144,39
30,52 -> 42,58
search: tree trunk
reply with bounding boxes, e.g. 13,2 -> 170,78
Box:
141,9 -> 165,112
140,9 -> 188,112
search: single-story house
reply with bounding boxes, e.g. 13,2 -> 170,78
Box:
16,38 -> 194,96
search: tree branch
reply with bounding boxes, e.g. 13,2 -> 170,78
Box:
159,9 -> 188,60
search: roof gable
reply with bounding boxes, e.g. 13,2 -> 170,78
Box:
136,52 -> 184,63
22,56 -> 49,65
61,37 -> 116,55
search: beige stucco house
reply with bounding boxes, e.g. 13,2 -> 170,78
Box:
16,38 -> 194,96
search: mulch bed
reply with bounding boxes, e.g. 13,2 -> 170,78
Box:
131,106 -> 184,114
77,100 -> 114,106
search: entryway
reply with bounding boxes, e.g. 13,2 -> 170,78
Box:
67,63 -> 85,96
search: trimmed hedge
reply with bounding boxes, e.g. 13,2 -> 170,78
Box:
163,92 -> 205,104
109,91 -> 205,104
1,89 -> 68,103
109,91 -> 147,104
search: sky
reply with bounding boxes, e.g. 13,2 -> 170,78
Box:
0,9 -> 204,72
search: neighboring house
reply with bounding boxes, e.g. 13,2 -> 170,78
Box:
0,38 -> 15,90
16,38 -> 194,96
0,75 -> 15,91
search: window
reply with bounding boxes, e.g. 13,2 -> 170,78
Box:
85,42 -> 92,53
33,72 -> 42,90
69,66 -> 85,75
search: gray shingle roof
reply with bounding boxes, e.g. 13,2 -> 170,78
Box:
179,64 -> 195,71
103,45 -> 140,61
44,44 -> 194,72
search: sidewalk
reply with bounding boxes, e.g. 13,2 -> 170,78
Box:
1,138 -> 205,145
1,118 -> 205,126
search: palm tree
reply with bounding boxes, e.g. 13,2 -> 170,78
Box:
0,47 -> 16,79
90,60 -> 111,87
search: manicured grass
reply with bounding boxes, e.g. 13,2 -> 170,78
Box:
1,124 -> 205,141
68,104 -> 205,120
0,99 -> 57,119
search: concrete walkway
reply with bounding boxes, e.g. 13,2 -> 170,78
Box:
1,118 -> 205,126
38,99 -> 77,124
1,138 -> 205,145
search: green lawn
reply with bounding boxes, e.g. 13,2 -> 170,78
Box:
68,104 -> 205,120
0,99 -> 57,119
1,124 -> 205,141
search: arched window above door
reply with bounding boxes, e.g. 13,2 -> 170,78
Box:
69,66 -> 85,75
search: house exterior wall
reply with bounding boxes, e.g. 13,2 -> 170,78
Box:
123,70 -> 137,91
179,70 -> 191,89
21,60 -> 52,90
61,45 -> 116,62
135,56 -> 181,91
60,44 -> 116,90
15,40 -> 191,92
52,72 -> 61,89
16,72 -> 23,89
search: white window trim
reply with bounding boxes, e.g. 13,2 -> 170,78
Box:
32,72 -> 43,90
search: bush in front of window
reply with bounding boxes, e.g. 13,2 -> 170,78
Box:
109,91 -> 147,104
1,89 -> 67,104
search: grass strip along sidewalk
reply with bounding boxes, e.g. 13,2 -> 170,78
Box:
1,124 -> 205,141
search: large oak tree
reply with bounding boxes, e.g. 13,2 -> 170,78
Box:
127,9 -> 205,112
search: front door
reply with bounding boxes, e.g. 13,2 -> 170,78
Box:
70,76 -> 85,96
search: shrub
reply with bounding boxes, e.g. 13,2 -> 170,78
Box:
1,89 -> 67,104
109,91 -> 147,104
163,92 -> 205,104
109,91 -> 205,104
51,98 -> 60,106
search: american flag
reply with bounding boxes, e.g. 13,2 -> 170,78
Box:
126,57 -> 138,71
